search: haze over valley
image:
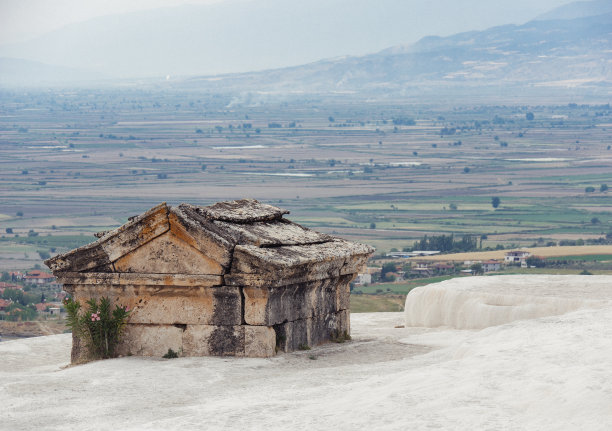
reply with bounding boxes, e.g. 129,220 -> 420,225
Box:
1,0 -> 610,91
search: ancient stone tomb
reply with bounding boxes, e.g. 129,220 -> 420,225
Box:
46,199 -> 373,361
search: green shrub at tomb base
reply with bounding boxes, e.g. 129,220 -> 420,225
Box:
64,296 -> 131,361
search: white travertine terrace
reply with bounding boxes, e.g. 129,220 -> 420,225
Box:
405,274 -> 612,329
3,275 -> 612,429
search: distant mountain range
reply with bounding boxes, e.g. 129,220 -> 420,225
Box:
179,11 -> 611,97
0,0 -> 610,95
0,0 -> 574,79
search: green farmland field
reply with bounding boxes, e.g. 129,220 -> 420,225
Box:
1,92 -> 611,270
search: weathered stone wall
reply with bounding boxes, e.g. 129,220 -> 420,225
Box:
62,273 -> 352,360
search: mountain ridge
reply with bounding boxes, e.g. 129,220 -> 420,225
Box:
0,0 -> 577,79
1,1 -> 609,97
175,12 -> 611,96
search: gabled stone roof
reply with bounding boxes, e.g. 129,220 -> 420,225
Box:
46,199 -> 374,287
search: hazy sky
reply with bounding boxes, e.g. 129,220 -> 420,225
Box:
0,0 -> 227,45
0,0 -> 576,46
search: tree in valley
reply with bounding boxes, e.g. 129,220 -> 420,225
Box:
470,263 -> 484,275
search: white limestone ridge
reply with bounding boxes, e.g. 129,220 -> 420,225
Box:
405,274 -> 612,329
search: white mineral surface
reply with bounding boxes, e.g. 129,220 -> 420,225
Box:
2,275 -> 612,430
405,274 -> 612,329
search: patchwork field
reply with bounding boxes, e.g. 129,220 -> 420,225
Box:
415,245 -> 612,262
0,90 -> 611,271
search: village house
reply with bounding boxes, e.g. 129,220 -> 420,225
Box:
0,282 -> 23,294
354,273 -> 372,285
504,251 -> 531,265
48,307 -> 61,316
432,262 -> 455,274
24,270 -> 55,285
411,262 -> 432,277
482,260 -> 502,272
46,199 -> 373,362
34,302 -> 62,316
355,267 -> 381,284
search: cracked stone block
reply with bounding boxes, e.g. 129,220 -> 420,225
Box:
67,284 -> 242,326
274,310 -> 350,352
116,324 -> 183,357
243,275 -> 353,326
182,325 -> 276,357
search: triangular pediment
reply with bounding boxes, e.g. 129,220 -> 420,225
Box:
45,203 -> 171,273
113,230 -> 224,275
46,202 -> 232,275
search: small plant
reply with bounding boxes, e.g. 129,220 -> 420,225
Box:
162,348 -> 179,359
331,330 -> 351,343
298,344 -> 311,351
64,296 -> 131,361
308,355 -> 317,360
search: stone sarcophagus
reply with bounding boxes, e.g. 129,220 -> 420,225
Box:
46,199 -> 373,361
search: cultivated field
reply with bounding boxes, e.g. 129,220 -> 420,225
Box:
415,245 -> 612,261
0,89 -> 611,270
